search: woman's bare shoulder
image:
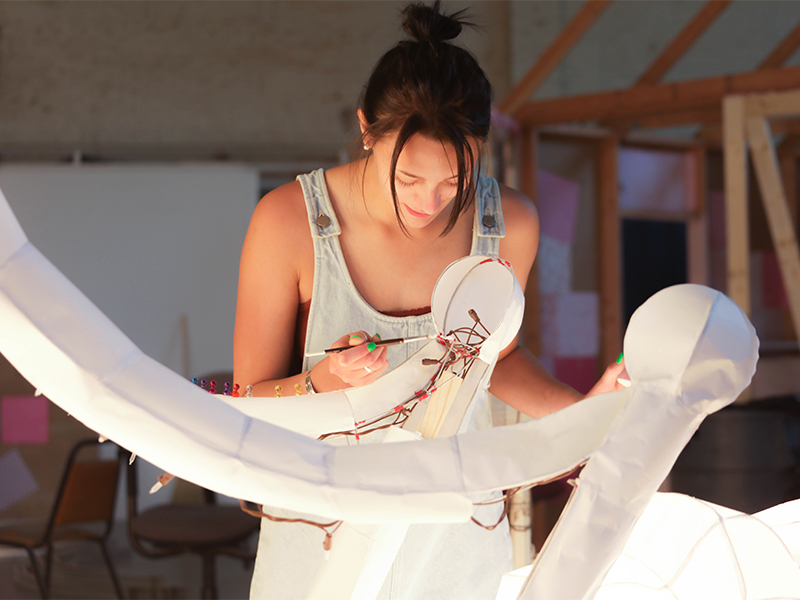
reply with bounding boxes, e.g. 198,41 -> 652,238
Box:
241,179 -> 314,279
497,183 -> 539,282
498,183 -> 539,237
250,180 -> 309,237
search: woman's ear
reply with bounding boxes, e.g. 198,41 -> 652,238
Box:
357,109 -> 372,149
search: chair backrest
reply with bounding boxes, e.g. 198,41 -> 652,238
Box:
48,439 -> 121,531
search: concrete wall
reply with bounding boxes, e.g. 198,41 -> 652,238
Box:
0,0 -> 509,163
0,1 -> 798,165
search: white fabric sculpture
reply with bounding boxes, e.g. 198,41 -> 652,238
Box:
1,186 -> 799,599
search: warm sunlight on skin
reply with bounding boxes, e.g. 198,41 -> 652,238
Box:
361,122 -> 481,232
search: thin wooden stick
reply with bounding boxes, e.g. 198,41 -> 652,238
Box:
306,334 -> 434,357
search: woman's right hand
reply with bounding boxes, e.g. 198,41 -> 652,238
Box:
324,331 -> 389,388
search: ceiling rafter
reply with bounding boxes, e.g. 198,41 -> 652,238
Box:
499,0 -> 613,117
760,21 -> 800,70
636,0 -> 733,87
694,17 -> 800,141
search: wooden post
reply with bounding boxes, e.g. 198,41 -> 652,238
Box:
687,146 -> 709,285
509,126 -> 539,567
723,95 -> 750,315
596,136 -> 622,369
779,147 -> 798,225
746,116 -> 800,344
519,127 -> 541,359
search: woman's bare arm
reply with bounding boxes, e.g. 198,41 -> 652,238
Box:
491,184 -> 623,418
233,181 -> 387,397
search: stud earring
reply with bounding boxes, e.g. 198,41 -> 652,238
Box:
363,144 -> 370,151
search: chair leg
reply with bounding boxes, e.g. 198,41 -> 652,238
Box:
98,540 -> 125,599
201,553 -> 218,600
44,544 -> 53,595
23,547 -> 48,599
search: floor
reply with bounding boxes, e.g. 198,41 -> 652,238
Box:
0,523 -> 257,600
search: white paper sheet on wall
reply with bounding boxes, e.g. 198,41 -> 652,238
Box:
0,449 -> 39,512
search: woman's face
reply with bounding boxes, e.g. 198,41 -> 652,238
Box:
367,128 -> 480,231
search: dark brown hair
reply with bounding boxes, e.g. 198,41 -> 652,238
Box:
360,1 -> 493,235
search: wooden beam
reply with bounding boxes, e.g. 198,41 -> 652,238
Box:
636,0 -> 732,86
596,136 -> 622,370
610,106 -> 721,131
499,0 -> 613,116
723,96 -> 750,316
746,116 -> 800,345
780,151 -> 798,225
519,127 -> 541,360
760,21 -> 800,69
515,64 -> 800,126
744,89 -> 800,120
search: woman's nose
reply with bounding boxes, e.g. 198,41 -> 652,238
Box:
420,188 -> 442,213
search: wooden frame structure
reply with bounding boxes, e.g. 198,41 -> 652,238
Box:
496,0 -> 800,372
493,0 -> 800,563
725,90 -> 800,340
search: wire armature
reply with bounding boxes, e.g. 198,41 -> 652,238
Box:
318,308 -> 491,442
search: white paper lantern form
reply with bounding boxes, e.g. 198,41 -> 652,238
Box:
598,493 -> 800,600
499,493 -> 800,600
518,284 -> 761,600
755,498 -> 800,566
5,185 -> 797,600
430,255 -> 523,363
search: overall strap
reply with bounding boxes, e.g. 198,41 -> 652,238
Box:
470,175 -> 506,257
297,169 -> 342,239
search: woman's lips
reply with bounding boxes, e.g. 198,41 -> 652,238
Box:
403,204 -> 431,218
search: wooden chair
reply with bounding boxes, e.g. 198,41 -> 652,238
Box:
0,438 -> 124,599
125,453 -> 259,599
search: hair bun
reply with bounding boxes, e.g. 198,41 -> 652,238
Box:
401,1 -> 471,44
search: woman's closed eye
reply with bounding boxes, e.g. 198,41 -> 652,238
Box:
396,177 -> 416,188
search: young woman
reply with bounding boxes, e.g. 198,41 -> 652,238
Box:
234,3 -> 624,598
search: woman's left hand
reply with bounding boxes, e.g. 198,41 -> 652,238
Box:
584,357 -> 628,399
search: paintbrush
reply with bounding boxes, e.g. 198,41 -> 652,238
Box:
306,334 -> 434,358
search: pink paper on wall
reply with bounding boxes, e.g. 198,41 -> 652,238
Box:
0,449 -> 39,511
554,356 -> 598,396
618,147 -> 696,213
762,251 -> 789,309
1,395 -> 49,445
537,170 -> 580,244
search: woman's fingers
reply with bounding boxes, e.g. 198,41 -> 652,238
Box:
327,331 -> 389,385
584,357 -> 627,398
